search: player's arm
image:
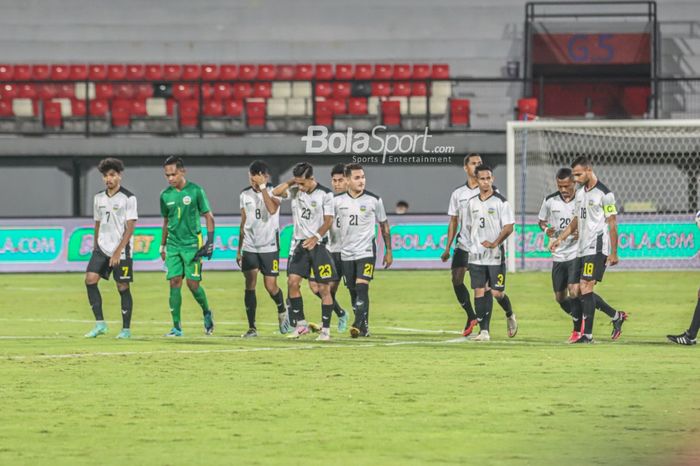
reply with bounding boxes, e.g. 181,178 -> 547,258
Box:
160,217 -> 168,261
260,186 -> 280,214
194,211 -> 216,260
380,220 -> 393,268
272,178 -> 296,198
607,214 -> 619,266
93,221 -> 100,252
110,219 -> 136,267
441,215 -> 459,262
482,223 -> 514,249
537,198 -> 556,237
549,216 -> 578,252
236,208 -> 246,267
302,215 -> 332,250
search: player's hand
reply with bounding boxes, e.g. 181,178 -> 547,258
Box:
383,250 -> 393,269
607,253 -> 619,266
109,252 -> 121,268
251,174 -> 265,188
440,249 -> 450,262
193,241 -> 214,261
545,227 -> 556,238
236,251 -> 242,267
302,236 -> 318,250
549,238 -> 561,252
481,240 -> 496,249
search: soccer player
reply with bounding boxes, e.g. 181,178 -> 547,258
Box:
306,163 -> 351,333
666,210 -> 700,345
464,165 -> 517,341
236,160 -> 290,338
272,162 -> 337,341
335,163 -> 393,338
539,168 -> 628,342
549,156 -> 627,343
84,158 -> 138,339
159,156 -> 216,337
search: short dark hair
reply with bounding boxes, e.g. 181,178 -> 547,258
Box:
474,164 -> 493,176
556,167 -> 573,180
292,162 -> 313,178
163,156 -> 184,169
249,160 -> 269,176
344,163 -> 363,177
571,156 -> 592,169
98,157 -> 124,175
331,163 -> 346,177
463,153 -> 481,165
396,200 -> 409,208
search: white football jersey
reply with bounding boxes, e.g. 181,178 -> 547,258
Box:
538,192 -> 577,262
465,191 -> 515,266
93,187 -> 138,258
448,182 -> 500,252
285,184 -> 335,241
574,181 -> 617,257
240,184 -> 282,253
334,190 -> 387,261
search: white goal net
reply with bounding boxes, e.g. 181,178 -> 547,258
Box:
506,120 -> 700,272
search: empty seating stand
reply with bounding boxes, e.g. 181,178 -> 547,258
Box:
0,62 -> 464,134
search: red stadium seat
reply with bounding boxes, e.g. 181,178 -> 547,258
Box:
450,98 -> 470,126
89,99 -> 109,117
252,82 -> 272,98
314,99 -> 333,126
38,84 -> 58,99
224,99 -> 243,117
239,64 -> 257,80
393,82 -> 411,97
88,65 -> 107,81
394,64 -> 411,80
50,65 -> 70,81
276,64 -> 295,80
381,100 -> 401,127
201,64 -> 219,81
145,64 -> 163,81
173,83 -> 197,101
43,101 -> 62,128
432,64 -> 450,79
163,64 -> 182,80
355,64 -> 373,80
56,84 -> 75,98
517,98 -> 538,120
31,64 -> 50,81
111,99 -> 132,127
69,65 -> 88,81
412,64 -> 431,79
131,99 -> 147,116
258,64 -> 276,80
114,83 -> 136,99
182,64 -> 201,80
374,64 -> 392,79
0,100 -> 12,117
330,98 -> 347,114
203,99 -> 223,117
335,64 -> 354,80
0,64 -> 13,80
332,82 -> 351,98
315,64 -> 333,80
294,64 -> 313,80
17,84 -> 37,98
233,82 -> 253,99
135,83 -> 153,99
107,64 -> 126,80
95,83 -> 114,100
411,82 -> 428,96
219,64 -> 238,80
14,65 -> 31,81
71,99 -> 86,116
371,82 -> 391,96
126,64 -> 145,81
213,83 -> 232,100
2,84 -> 19,100
348,97 -> 368,115
179,100 -> 199,127
200,84 -> 215,100
245,100 -> 266,127
314,82 -> 332,98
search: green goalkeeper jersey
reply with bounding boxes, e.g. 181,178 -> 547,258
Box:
160,181 -> 211,249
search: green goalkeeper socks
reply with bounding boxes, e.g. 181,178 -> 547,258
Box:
191,286 -> 211,314
169,287 -> 182,330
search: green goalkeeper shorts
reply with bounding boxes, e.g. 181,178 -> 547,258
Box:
165,246 -> 203,281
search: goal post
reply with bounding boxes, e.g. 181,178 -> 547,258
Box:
506,119 -> 700,273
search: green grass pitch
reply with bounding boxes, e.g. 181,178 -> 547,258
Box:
1,270 -> 699,466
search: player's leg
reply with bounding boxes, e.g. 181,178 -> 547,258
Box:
489,265 -> 516,338
165,249 -> 185,336
552,261 -> 571,315
330,252 -> 348,320
576,255 -> 604,343
567,283 -> 583,341
258,252 -> 290,334
310,245 -> 338,340
469,266 -> 491,341
286,243 -> 311,337
113,257 -> 134,339
84,250 -> 111,337
240,251 -> 260,337
315,281 -> 334,341
182,249 -> 214,335
451,249 -> 477,328
667,287 -> 700,345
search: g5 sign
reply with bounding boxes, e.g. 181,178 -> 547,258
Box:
567,34 -> 614,63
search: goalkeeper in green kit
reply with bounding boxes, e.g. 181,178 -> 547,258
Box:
159,156 -> 216,336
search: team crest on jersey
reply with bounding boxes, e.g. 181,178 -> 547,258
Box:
112,205 -> 119,211
588,200 -> 595,207
311,201 -> 317,208
360,205 -> 367,212
487,207 -> 496,214
183,196 -> 192,205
